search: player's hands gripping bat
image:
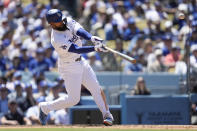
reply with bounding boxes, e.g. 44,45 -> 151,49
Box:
94,43 -> 108,52
91,36 -> 136,64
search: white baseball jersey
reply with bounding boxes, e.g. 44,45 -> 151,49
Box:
51,17 -> 82,66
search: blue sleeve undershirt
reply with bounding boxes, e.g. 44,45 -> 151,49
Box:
76,28 -> 92,40
68,44 -> 95,54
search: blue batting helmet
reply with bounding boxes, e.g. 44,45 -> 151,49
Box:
46,9 -> 62,23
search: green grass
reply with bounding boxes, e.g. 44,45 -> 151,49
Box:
0,128 -> 195,131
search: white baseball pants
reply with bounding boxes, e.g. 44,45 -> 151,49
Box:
40,59 -> 110,118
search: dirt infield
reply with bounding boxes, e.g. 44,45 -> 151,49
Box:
0,125 -> 197,130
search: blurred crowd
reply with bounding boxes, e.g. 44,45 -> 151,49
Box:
79,0 -> 197,74
0,70 -> 70,125
0,0 -> 197,74
0,0 -> 197,125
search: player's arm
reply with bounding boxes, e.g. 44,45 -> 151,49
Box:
76,28 -> 103,45
76,28 -> 92,40
68,43 -> 107,54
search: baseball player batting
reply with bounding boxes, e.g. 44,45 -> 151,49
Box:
38,9 -> 114,126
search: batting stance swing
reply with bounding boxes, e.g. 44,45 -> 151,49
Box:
39,9 -> 114,126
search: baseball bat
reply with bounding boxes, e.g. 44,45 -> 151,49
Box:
104,46 -> 136,64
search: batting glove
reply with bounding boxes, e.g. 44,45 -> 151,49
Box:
94,43 -> 108,52
91,36 -> 103,45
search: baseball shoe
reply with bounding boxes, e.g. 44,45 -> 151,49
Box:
103,113 -> 114,126
39,105 -> 47,125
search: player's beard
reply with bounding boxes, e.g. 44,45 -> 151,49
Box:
54,23 -> 68,31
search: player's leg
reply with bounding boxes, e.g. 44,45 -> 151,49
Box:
39,69 -> 82,124
40,74 -> 82,113
81,62 -> 113,126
